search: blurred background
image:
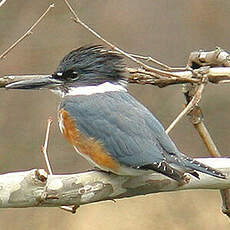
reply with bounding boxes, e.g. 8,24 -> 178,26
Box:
0,0 -> 230,229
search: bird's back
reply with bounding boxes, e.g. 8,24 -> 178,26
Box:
59,90 -> 181,168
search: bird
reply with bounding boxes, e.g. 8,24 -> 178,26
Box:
6,45 -> 226,183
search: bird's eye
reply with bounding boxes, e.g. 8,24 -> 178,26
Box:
54,70 -> 80,81
71,72 -> 80,81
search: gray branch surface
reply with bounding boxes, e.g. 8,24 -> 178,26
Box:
0,158 -> 229,209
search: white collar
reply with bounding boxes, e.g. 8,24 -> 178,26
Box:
51,82 -> 127,97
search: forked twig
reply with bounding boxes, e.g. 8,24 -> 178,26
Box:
184,50 -> 230,217
188,102 -> 230,217
0,3 -> 54,60
166,83 -> 205,134
40,117 -> 79,213
194,117 -> 230,217
63,0 -> 184,79
41,117 -> 53,175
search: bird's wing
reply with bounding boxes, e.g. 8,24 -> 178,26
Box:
60,91 -> 180,168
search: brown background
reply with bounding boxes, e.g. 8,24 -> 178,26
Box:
0,0 -> 230,229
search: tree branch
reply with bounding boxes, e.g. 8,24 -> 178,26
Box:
0,158 -> 229,210
185,50 -> 230,217
2,65 -> 230,89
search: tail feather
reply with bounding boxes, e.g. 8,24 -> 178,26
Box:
139,155 -> 226,182
140,161 -> 186,182
181,156 -> 226,179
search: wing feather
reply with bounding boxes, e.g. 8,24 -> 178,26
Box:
60,91 -> 179,167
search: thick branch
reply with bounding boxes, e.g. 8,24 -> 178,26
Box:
0,158 -> 229,209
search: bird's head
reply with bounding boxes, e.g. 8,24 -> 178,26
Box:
6,45 -> 127,96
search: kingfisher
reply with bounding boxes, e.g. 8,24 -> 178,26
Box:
6,45 -> 225,182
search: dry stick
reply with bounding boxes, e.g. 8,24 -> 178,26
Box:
63,0 -> 185,79
129,53 -> 189,71
196,122 -> 230,217
41,117 -> 53,175
191,111 -> 230,217
166,83 -> 205,134
127,67 -> 199,87
187,50 -> 230,218
194,121 -> 221,157
129,53 -> 172,69
0,3 -> 54,60
41,117 -> 79,213
0,0 -> 6,8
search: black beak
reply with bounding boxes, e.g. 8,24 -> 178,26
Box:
6,75 -> 63,90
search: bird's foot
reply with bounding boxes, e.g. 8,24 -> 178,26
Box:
178,174 -> 191,186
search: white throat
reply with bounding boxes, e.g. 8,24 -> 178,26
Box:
52,82 -> 127,97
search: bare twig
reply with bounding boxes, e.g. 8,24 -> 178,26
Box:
41,118 -> 78,213
166,83 -> 205,134
63,0 -> 185,79
188,104 -> 230,218
186,50 -> 230,218
127,67 -> 198,87
194,121 -> 221,157
0,0 -> 7,8
129,53 -> 188,71
195,121 -> 230,218
129,53 -> 173,70
0,3 -> 54,60
3,66 -> 230,89
41,117 -> 53,175
183,51 -> 230,218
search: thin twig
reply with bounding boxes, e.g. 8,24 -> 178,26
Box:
0,3 -> 54,60
129,53 -> 173,70
166,83 -> 205,134
41,117 -> 53,175
129,53 -> 188,71
63,0 -> 185,79
194,121 -> 221,157
0,0 -> 7,8
41,118 -> 79,213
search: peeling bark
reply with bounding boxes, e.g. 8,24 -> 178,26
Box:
0,158 -> 229,209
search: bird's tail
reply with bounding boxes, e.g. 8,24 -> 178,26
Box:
180,155 -> 226,179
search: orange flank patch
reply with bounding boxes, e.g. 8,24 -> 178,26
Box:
58,109 -> 120,172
